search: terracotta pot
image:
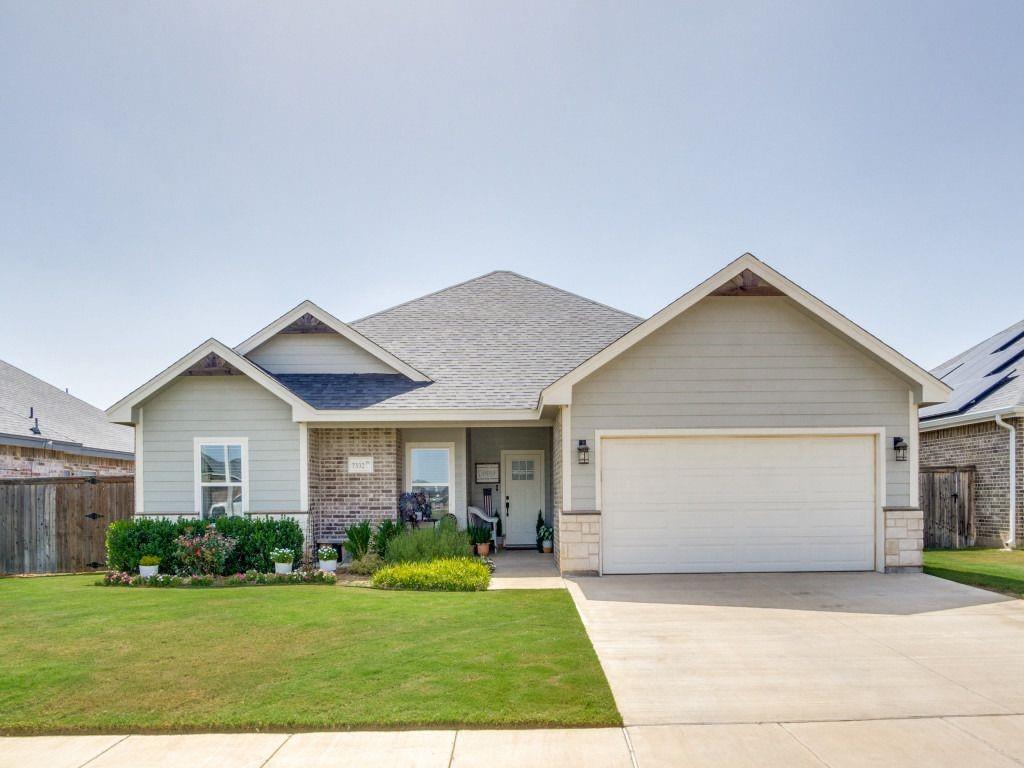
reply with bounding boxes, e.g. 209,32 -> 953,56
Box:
542,540 -> 553,554
477,542 -> 491,557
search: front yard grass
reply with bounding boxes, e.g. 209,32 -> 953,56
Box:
924,548 -> 1024,597
0,575 -> 619,734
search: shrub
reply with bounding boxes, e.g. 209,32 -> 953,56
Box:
175,529 -> 236,575
372,519 -> 404,558
213,516 -> 303,574
371,558 -> 490,592
347,553 -> 384,575
270,547 -> 294,564
344,521 -> 373,559
105,517 -> 302,575
139,555 -> 161,566
317,545 -> 338,561
384,519 -> 471,564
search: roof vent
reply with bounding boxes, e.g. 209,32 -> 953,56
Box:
29,418 -> 41,435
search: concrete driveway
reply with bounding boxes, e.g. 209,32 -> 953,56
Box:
568,572 -> 1024,726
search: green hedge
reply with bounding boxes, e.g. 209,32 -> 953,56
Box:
371,557 -> 490,591
384,519 -> 472,564
105,517 -> 303,575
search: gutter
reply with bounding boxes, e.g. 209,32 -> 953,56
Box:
995,414 -> 1018,549
919,406 -> 1024,433
0,433 -> 134,462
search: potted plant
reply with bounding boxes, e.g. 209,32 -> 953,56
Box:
494,514 -> 505,551
139,554 -> 160,577
539,524 -> 554,554
270,547 -> 294,574
535,511 -> 545,552
317,545 -> 338,573
468,525 -> 491,557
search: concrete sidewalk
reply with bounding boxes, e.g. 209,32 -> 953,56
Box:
6,716 -> 1024,768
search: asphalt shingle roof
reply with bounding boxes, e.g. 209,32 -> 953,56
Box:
0,360 -> 134,454
921,318 -> 1024,420
296,271 -> 644,410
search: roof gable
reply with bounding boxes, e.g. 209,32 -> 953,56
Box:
542,253 -> 950,406
235,300 -> 430,382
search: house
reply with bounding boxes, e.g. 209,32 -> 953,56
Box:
107,254 -> 948,574
0,359 -> 134,477
919,320 -> 1024,547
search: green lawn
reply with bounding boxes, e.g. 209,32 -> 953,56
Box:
0,576 -> 619,734
924,548 -> 1024,597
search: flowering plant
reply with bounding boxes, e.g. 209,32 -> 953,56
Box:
317,545 -> 338,561
270,547 -> 295,564
174,529 -> 236,575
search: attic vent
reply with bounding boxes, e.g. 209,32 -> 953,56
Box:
993,329 -> 1024,353
30,418 -> 41,435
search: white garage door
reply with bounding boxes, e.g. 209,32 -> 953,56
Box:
601,434 -> 876,574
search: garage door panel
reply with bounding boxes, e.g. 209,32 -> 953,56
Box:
601,434 -> 876,574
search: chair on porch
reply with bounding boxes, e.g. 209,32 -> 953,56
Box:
467,488 -> 500,544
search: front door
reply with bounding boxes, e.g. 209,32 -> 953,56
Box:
502,450 -> 545,547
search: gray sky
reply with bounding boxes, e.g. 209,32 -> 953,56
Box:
2,1 -> 1021,408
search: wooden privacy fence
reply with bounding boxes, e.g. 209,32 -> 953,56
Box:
920,465 -> 976,549
0,475 -> 134,574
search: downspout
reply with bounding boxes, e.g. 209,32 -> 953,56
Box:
995,414 -> 1017,549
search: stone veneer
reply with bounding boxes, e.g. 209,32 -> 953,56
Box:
0,443 -> 134,478
558,512 -> 601,574
920,418 -> 1023,547
884,506 -> 924,572
308,427 -> 401,541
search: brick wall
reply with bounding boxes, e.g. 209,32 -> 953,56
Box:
920,418 -> 1023,546
0,444 -> 134,478
309,427 -> 400,541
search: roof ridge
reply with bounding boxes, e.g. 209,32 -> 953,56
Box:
350,269 -> 641,324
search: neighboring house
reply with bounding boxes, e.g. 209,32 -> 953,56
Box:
0,360 -> 134,477
920,320 -> 1024,547
107,254 -> 948,574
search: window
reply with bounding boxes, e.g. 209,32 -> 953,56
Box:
510,459 -> 535,481
406,443 -> 453,517
194,438 -> 248,519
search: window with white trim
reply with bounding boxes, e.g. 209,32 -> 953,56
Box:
195,439 -> 247,519
407,444 -> 452,517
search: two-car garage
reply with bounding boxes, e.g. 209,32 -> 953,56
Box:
599,432 -> 880,574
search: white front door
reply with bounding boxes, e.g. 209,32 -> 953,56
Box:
502,450 -> 545,547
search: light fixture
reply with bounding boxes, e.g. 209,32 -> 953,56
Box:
893,436 -> 908,461
577,439 -> 590,465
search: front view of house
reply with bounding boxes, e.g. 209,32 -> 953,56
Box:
108,254 -> 950,574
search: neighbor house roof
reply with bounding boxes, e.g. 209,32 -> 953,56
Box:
343,270 -> 643,410
920,318 -> 1024,425
0,360 -> 134,457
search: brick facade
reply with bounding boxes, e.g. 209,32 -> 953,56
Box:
920,418 -> 1023,546
0,443 -> 134,478
308,427 -> 401,541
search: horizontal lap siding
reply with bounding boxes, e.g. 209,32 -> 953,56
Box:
247,333 -> 396,374
571,297 -> 912,510
141,377 -> 300,514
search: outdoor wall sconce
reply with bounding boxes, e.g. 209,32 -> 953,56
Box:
893,436 -> 908,461
577,439 -> 590,464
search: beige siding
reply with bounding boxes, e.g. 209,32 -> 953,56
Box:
246,333 -> 397,374
401,427 -> 468,524
141,376 -> 301,514
570,296 -> 913,509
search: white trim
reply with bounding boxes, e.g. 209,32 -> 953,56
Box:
134,407 -> 144,514
561,405 -> 572,514
404,441 -> 456,516
909,390 -> 920,508
592,426 -> 888,574
919,406 -> 1024,432
193,437 -> 250,517
298,422 -> 309,513
541,253 -> 951,407
106,338 -> 316,424
500,448 -> 546,547
234,299 -> 431,382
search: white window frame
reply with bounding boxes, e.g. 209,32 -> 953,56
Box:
193,437 -> 250,518
404,441 -> 455,514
